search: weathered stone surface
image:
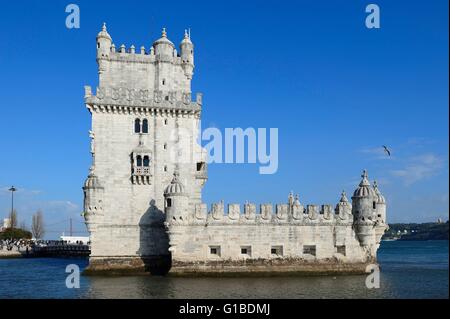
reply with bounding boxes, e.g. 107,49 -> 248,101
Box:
83,25 -> 388,275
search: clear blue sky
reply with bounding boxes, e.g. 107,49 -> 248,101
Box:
0,0 -> 448,238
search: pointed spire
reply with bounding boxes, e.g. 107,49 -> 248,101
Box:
102,22 -> 107,32
184,29 -> 189,39
162,27 -> 167,37
340,190 -> 349,203
359,169 -> 370,187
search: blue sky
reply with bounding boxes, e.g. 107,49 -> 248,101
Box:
0,0 -> 448,237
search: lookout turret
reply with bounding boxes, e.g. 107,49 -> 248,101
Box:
180,29 -> 194,79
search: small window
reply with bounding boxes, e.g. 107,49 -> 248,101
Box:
136,155 -> 142,167
209,246 -> 221,257
142,119 -> 148,133
303,245 -> 316,256
196,162 -> 205,172
164,143 -> 167,150
373,201 -> 376,209
162,79 -> 165,85
166,198 -> 172,207
97,43 -> 100,49
271,246 -> 283,256
165,96 -> 169,101
164,166 -> 168,172
134,119 -> 141,133
143,156 -> 150,167
164,119 -> 168,125
241,246 -> 251,256
336,245 -> 346,256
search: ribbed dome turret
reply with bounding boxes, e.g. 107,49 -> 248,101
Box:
153,28 -> 175,47
83,171 -> 103,189
353,170 -> 376,197
164,171 -> 186,195
180,29 -> 193,45
97,23 -> 112,41
373,181 -> 386,204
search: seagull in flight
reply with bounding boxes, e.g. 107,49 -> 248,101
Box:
382,145 -> 391,156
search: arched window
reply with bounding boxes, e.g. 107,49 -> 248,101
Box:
136,155 -> 142,167
142,119 -> 148,133
373,201 -> 376,209
164,119 -> 168,125
166,198 -> 172,207
143,156 -> 150,167
134,119 -> 141,133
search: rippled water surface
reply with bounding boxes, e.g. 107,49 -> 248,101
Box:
0,241 -> 448,298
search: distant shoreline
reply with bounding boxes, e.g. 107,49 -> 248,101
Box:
383,222 -> 449,241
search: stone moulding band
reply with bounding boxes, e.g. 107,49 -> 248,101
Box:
86,103 -> 201,118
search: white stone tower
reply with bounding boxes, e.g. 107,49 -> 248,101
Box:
83,24 -> 207,273
351,170 -> 388,258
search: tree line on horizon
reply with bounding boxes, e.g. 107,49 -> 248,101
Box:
1,209 -> 45,240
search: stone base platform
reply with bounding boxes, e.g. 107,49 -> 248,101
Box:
83,256 -> 375,276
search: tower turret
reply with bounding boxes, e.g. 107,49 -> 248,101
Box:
153,28 -> 175,58
373,180 -> 388,246
352,170 -> 377,248
82,169 -> 104,233
164,170 -> 189,223
180,29 -> 194,79
96,22 -> 112,60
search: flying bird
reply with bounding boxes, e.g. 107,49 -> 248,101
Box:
382,145 -> 391,156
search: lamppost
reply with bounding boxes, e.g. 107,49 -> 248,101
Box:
8,186 -> 16,227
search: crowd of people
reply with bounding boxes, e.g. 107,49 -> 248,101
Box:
0,239 -> 32,252
0,239 -> 90,252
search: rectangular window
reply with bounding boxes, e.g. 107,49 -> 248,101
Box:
241,246 -> 251,256
336,245 -> 346,256
303,245 -> 316,256
271,246 -> 283,256
197,162 -> 205,172
209,246 -> 221,257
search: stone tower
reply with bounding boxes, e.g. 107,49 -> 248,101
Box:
351,170 -> 388,258
83,24 -> 207,272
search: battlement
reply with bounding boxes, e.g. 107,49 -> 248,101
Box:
98,43 -> 187,65
187,200 -> 354,225
84,85 -> 202,114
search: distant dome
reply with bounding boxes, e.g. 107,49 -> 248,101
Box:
97,23 -> 112,41
153,28 -> 174,47
83,171 -> 103,189
353,170 -> 376,198
164,171 -> 186,195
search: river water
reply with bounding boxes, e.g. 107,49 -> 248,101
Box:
0,240 -> 447,299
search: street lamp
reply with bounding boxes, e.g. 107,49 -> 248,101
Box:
8,186 -> 16,227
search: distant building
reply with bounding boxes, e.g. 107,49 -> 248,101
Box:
0,218 -> 11,232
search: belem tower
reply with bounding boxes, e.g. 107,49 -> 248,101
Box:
82,24 -> 388,275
